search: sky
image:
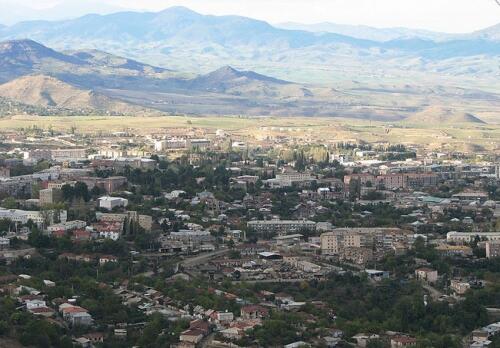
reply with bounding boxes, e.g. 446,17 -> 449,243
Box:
1,0 -> 499,33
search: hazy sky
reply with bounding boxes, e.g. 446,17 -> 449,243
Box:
2,0 -> 500,32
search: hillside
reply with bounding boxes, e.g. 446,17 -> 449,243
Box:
0,75 -> 146,115
0,39 -> 497,121
405,106 -> 486,125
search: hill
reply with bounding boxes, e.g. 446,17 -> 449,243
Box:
0,75 -> 146,115
405,107 -> 486,125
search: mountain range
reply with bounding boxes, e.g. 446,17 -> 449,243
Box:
0,7 -> 498,123
0,6 -> 498,85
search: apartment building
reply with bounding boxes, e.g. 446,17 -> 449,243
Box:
486,241 -> 500,259
320,228 -> 412,264
247,220 -> 316,236
39,188 -> 63,206
447,231 -> 500,243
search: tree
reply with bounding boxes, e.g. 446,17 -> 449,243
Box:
1,197 -> 17,209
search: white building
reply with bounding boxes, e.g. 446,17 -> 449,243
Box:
247,220 -> 316,236
46,220 -> 87,234
0,237 -> 9,250
98,196 -> 128,210
0,208 -> 67,228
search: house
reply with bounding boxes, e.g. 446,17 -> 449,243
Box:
99,255 -> 118,265
240,304 -> 269,319
29,306 -> 55,318
391,336 -> 417,348
83,332 -> 105,344
220,327 -> 242,340
179,329 -> 204,344
415,268 -> 438,283
210,311 -> 234,324
61,305 -> 93,326
352,333 -> 380,348
450,279 -> 471,295
25,299 -> 47,310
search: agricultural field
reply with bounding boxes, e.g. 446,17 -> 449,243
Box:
0,115 -> 498,152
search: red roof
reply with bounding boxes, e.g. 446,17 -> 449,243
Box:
30,307 -> 54,314
62,306 -> 88,314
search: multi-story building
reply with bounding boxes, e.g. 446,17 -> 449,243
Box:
50,149 -> 87,162
98,196 -> 128,210
265,171 -> 316,189
0,208 -> 67,228
0,237 -> 9,250
320,228 -> 410,256
39,188 -> 63,206
447,232 -> 500,243
415,268 -> 438,283
486,241 -> 500,259
79,176 -> 127,193
247,220 -> 316,236
46,220 -> 87,235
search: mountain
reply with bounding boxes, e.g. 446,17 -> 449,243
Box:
470,23 -> 500,41
0,7 -> 498,87
0,75 -> 145,114
187,66 -> 292,95
0,39 -> 83,82
405,106 -> 486,125
277,22 -> 454,42
0,6 -> 373,48
0,39 -> 497,122
67,49 -> 169,74
0,0 -> 125,25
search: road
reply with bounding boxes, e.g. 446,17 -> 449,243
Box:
422,283 -> 443,301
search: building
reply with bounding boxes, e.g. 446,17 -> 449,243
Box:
450,279 -> 471,295
415,268 -> 438,283
447,232 -> 500,243
98,196 -> 128,210
265,171 -> 316,188
435,244 -> 473,257
320,228 -> 410,256
79,176 -> 127,193
60,305 -> 93,326
187,139 -> 211,150
390,336 -> 417,348
51,149 -> 87,162
0,208 -> 67,228
240,305 -> 269,320
247,220 -> 316,236
39,188 -> 63,206
0,237 -> 10,250
486,241 -> 500,259
46,220 -> 87,235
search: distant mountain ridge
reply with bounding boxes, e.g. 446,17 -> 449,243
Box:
0,38 -> 496,123
0,6 -> 498,86
277,22 -> 456,42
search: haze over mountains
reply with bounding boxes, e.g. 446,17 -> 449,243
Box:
0,6 -> 498,123
0,6 -> 499,82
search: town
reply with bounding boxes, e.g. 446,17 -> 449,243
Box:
0,123 -> 498,348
